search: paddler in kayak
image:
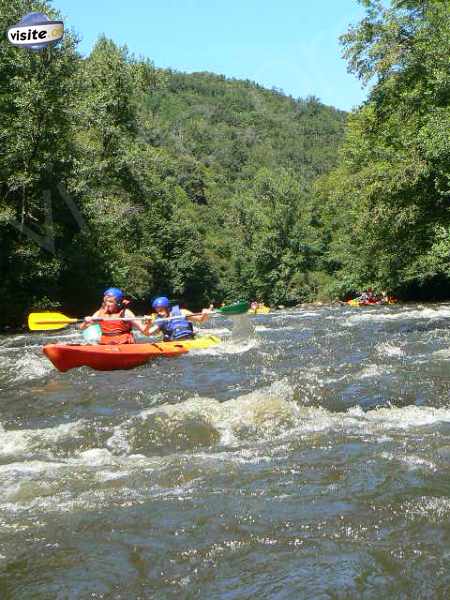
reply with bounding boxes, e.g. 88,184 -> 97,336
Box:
144,296 -> 210,341
359,288 -> 377,304
81,287 -> 148,345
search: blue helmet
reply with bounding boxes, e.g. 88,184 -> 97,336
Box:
152,296 -> 170,310
104,287 -> 124,302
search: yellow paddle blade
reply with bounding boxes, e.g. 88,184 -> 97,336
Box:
28,312 -> 78,331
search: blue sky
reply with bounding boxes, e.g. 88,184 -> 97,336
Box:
53,0 -> 369,111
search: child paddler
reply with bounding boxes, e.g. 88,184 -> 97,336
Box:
80,287 -> 148,345
144,296 -> 210,341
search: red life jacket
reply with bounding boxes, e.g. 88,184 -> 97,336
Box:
98,308 -> 135,345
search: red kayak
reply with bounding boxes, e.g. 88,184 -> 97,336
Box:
43,342 -> 188,372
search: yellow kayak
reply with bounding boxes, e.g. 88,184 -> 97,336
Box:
347,299 -> 398,307
176,335 -> 221,350
248,306 -> 270,314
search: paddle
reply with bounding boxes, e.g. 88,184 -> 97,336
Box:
152,300 -> 250,324
28,301 -> 250,332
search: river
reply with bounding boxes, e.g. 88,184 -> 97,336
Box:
0,303 -> 449,598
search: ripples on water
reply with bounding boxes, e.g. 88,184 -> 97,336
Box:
0,304 -> 450,598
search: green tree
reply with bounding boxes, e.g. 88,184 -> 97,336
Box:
315,0 -> 450,298
227,168 -> 317,304
0,6 -> 348,326
0,0 -> 81,325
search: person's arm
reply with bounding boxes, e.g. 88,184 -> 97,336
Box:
141,316 -> 160,337
183,307 -> 211,324
79,309 -> 101,330
124,309 -> 150,335
145,324 -> 161,336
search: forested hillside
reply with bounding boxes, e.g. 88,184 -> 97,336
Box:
0,0 -> 346,327
314,0 -> 450,301
2,0 -> 448,329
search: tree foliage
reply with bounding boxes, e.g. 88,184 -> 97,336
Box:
4,0 -> 450,326
1,0 -> 347,326
315,0 -> 450,299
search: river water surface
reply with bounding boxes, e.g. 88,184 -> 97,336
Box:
0,304 -> 450,599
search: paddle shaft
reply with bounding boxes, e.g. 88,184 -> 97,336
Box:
28,302 -> 249,330
88,310 -> 216,323
97,309 -> 245,322
35,311 -> 213,327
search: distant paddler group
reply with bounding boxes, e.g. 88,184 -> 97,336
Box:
248,301 -> 270,314
346,288 -> 398,307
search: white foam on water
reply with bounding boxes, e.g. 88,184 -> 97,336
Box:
0,446 -> 168,513
0,344 -> 43,355
0,460 -> 66,477
345,404 -> 450,431
11,351 -> 54,381
374,435 -> 393,443
273,312 -> 320,320
400,454 -> 438,471
402,496 -> 450,522
103,380 -> 450,456
191,447 -> 277,468
197,327 -> 231,335
105,425 -> 132,455
255,325 -> 296,332
0,423 -> 32,457
186,384 -> 450,444
2,385 -> 450,517
381,452 -> 437,471
432,348 -> 450,360
104,379 -> 298,454
69,448 -> 153,469
195,338 -> 259,357
376,342 -> 405,358
1,350 -> 52,381
326,311 -> 354,319
0,419 -> 88,459
322,373 -> 349,384
357,364 -> 390,379
69,449 -> 148,483
0,488 -> 120,515
344,306 -> 450,327
0,334 -> 30,347
74,448 -> 119,467
211,380 -> 301,447
0,460 -> 69,504
51,331 -> 80,341
0,460 -> 158,515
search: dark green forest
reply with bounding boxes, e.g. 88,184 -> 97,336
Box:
316,0 -> 450,301
1,0 -> 449,327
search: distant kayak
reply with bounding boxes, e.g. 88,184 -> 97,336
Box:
347,298 -> 398,307
43,335 -> 221,372
248,305 -> 270,314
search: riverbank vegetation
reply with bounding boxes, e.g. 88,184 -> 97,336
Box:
314,0 -> 450,302
1,0 -> 449,327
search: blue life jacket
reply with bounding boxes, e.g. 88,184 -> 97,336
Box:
156,305 -> 194,341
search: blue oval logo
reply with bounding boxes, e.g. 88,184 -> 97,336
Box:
7,12 -> 64,51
